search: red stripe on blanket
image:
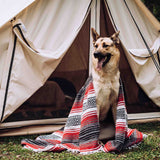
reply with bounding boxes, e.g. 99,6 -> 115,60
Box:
62,132 -> 79,140
80,140 -> 101,151
81,115 -> 98,127
44,139 -> 61,145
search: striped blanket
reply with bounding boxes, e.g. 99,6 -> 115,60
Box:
21,76 -> 144,154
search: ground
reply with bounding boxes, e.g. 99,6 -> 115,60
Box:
0,122 -> 159,160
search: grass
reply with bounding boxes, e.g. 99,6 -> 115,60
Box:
0,122 -> 159,160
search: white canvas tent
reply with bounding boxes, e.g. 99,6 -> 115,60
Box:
0,0 -> 160,136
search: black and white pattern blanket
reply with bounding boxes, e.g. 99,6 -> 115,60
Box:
21,76 -> 144,154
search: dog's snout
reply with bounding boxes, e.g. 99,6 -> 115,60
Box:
94,52 -> 102,58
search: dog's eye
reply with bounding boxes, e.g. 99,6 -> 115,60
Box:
95,44 -> 98,48
103,43 -> 109,48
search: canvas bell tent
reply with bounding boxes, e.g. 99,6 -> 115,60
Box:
0,0 -> 160,136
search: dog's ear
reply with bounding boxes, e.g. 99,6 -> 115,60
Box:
111,31 -> 120,44
91,28 -> 100,44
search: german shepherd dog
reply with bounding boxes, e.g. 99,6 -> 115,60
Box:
91,28 -> 120,126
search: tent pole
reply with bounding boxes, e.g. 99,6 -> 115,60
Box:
89,0 -> 100,75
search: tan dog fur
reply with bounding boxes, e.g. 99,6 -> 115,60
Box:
91,28 -> 120,123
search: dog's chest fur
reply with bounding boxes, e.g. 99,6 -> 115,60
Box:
92,69 -> 120,121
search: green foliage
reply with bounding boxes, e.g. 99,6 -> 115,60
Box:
0,122 -> 159,160
142,0 -> 160,21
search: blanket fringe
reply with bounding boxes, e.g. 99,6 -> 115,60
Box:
80,146 -> 104,155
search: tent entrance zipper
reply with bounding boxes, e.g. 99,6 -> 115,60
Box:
1,34 -> 17,122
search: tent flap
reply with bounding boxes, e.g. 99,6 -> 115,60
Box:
105,0 -> 160,106
0,0 -> 91,121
